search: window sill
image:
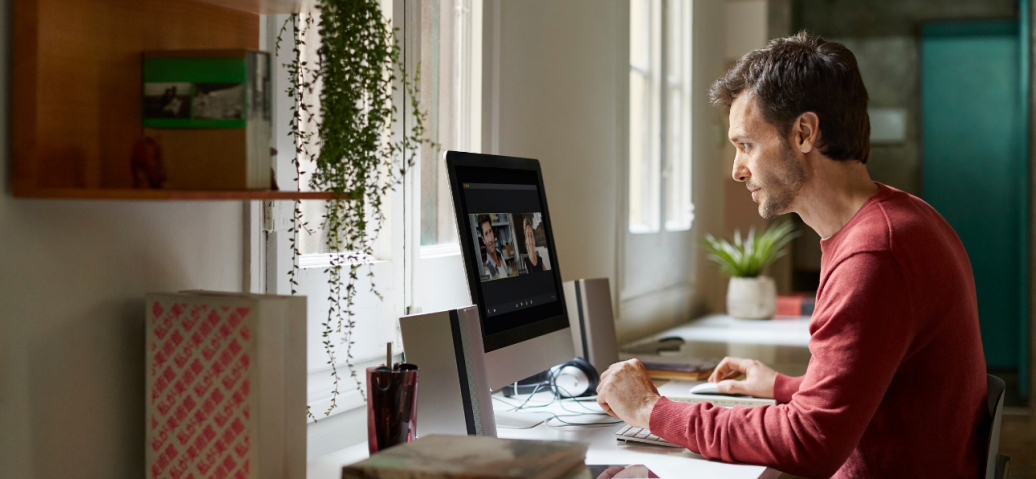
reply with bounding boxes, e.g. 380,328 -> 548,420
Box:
419,242 -> 461,259
308,440 -> 368,478
307,405 -> 368,462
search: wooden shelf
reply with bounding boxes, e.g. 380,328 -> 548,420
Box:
194,0 -> 310,14
10,0 -> 310,200
11,186 -> 338,201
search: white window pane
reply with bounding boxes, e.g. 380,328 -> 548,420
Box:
630,0 -> 650,71
664,0 -> 693,231
629,0 -> 661,233
630,69 -> 659,233
419,0 -> 479,246
665,87 -> 692,230
666,0 -> 680,78
629,71 -> 646,229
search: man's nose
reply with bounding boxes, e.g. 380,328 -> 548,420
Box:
732,155 -> 749,183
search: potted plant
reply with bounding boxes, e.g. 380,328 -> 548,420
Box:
700,221 -> 796,319
279,0 -> 434,418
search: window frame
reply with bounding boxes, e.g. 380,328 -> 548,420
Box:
254,1 -> 485,454
628,0 -> 694,235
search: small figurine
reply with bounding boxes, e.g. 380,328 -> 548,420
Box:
131,136 -> 167,189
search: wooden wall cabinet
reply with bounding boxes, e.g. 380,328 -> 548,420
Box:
10,0 -> 332,200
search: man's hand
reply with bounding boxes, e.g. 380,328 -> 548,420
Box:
596,359 -> 661,429
706,357 -> 778,398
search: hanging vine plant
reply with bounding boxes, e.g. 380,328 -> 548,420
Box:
278,0 -> 432,418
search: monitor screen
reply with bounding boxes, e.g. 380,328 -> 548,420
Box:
446,152 -> 569,352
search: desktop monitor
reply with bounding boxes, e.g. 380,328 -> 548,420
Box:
446,151 -> 576,391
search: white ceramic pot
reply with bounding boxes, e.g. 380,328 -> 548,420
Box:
726,276 -> 777,319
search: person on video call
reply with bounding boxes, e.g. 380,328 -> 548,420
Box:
595,32 -> 988,478
478,215 -> 512,280
521,217 -> 547,273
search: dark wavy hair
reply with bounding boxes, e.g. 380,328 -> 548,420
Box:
710,31 -> 870,163
477,214 -> 493,232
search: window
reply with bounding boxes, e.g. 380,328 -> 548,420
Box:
418,0 -> 482,247
628,0 -> 693,234
283,5 -> 406,419
260,0 -> 481,432
406,0 -> 482,316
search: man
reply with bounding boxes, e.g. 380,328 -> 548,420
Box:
596,32 -> 988,478
478,215 -> 512,279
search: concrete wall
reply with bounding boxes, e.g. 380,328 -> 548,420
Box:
780,0 -> 1018,290
0,2 -> 247,477
792,0 -> 1018,196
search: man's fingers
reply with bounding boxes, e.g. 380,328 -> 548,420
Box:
716,379 -> 744,395
600,361 -> 623,382
707,357 -> 731,382
597,395 -> 616,417
710,357 -> 752,382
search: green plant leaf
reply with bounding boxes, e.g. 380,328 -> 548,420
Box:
279,1 -> 436,418
697,220 -> 798,277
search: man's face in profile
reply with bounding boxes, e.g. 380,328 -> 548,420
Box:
480,222 -> 496,251
728,92 -> 806,218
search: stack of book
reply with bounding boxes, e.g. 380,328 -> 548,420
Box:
145,291 -> 305,479
775,293 -> 816,317
341,435 -> 589,479
641,358 -> 719,381
619,353 -> 719,381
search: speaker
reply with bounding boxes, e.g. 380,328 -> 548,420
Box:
563,278 -> 619,374
398,307 -> 496,437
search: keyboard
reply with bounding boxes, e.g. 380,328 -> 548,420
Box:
613,425 -> 681,448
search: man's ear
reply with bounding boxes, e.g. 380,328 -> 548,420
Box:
793,112 -> 820,154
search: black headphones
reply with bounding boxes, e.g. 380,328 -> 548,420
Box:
549,357 -> 600,398
500,357 -> 600,399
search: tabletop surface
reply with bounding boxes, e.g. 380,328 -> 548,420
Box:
308,314 -> 810,479
308,389 -> 783,479
492,392 -> 780,479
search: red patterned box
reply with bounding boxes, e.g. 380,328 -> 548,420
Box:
146,292 -> 306,479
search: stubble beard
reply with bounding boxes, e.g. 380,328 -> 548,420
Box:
758,142 -> 806,219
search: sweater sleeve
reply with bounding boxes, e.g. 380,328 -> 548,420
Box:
649,252 -> 916,478
773,374 -> 804,404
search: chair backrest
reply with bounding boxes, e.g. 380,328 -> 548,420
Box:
985,374 -> 1006,479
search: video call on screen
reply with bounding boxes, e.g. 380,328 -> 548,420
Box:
461,182 -> 560,320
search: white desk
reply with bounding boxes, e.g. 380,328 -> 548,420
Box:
492,391 -> 781,479
308,390 -> 783,479
308,315 -> 810,479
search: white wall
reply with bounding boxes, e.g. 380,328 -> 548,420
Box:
691,0 -> 732,319
0,1 -> 732,475
488,0 -> 622,303
0,2 -> 247,476
489,0 -> 728,342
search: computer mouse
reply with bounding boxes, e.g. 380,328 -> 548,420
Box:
657,336 -> 685,343
689,382 -> 749,398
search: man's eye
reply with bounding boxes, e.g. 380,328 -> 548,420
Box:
742,143 -> 750,151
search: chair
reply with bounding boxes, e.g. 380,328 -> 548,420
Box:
985,374 -> 1010,479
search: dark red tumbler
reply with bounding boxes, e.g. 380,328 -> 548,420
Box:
366,363 -> 419,454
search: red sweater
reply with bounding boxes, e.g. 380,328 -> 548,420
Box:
650,183 -> 989,478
